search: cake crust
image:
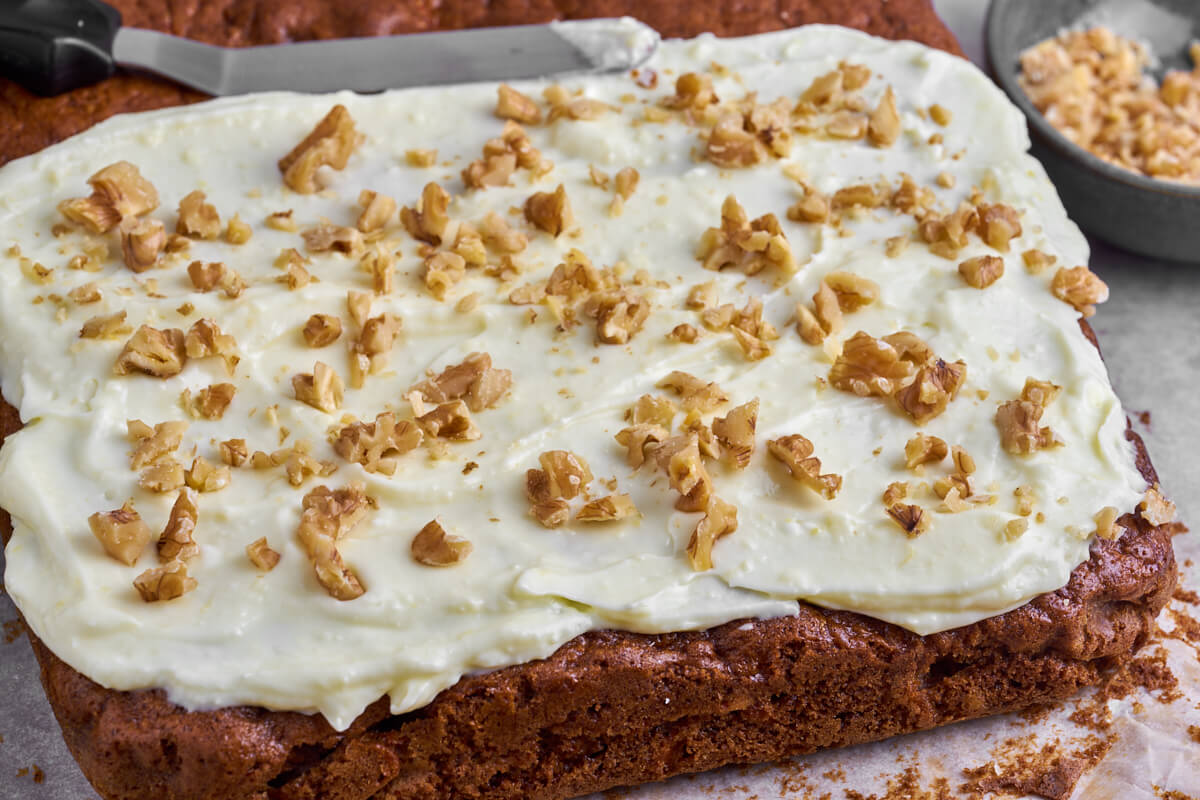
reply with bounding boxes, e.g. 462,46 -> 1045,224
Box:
0,4 -> 1177,799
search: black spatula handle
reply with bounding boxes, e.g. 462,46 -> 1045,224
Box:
0,0 -> 122,95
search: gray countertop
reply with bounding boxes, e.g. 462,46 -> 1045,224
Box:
1,2 -> 1196,797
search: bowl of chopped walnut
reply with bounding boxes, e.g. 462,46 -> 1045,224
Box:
986,0 -> 1200,262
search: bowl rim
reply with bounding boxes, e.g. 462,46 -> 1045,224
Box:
984,0 -> 1200,201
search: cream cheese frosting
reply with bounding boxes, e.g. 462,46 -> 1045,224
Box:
0,25 -> 1146,730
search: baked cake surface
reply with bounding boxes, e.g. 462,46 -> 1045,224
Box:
0,5 -> 1179,800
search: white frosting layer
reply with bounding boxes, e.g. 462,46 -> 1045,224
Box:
0,26 -> 1145,730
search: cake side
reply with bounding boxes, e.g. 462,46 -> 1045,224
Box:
2,391 -> 1175,800
0,0 -> 961,168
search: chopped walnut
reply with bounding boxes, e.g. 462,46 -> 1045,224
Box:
463,121 -> 550,188
417,400 -> 480,441
685,281 -> 717,310
867,87 -> 900,147
829,331 -> 919,397
787,188 -> 830,223
278,104 -> 359,194
406,149 -> 437,167
80,310 -> 132,340
825,111 -> 868,139
668,323 -> 700,343
697,195 -> 797,277
282,442 -> 326,487
887,503 -> 930,537
893,358 -> 967,424
626,394 -> 677,427
220,439 -> 249,467
496,84 -> 542,123
882,481 -> 908,506
186,260 -> 244,299
731,326 -> 770,360
1051,265 -> 1109,317
409,353 -> 512,412
929,104 -> 953,125
1014,484 -> 1036,517
958,255 -> 1005,288
904,433 -> 948,469
67,281 -> 101,305
302,313 -> 342,347
686,496 -> 738,571
1093,506 -> 1123,541
347,290 -> 372,328
349,312 -> 403,385
400,182 -> 451,244
266,210 -> 298,232
1022,249 -> 1057,274
824,271 -> 880,311
293,362 -> 344,413
538,450 -> 593,500
59,161 -> 158,233
333,412 -> 423,475
615,423 -> 669,469
423,251 -> 466,300
526,470 -> 571,528
795,304 -> 826,345
133,560 -> 197,602
768,434 -> 842,500
582,289 -> 650,344
524,184 -> 574,237
303,223 -> 363,256
664,72 -> 717,110
577,494 -> 638,523
190,383 -> 236,420
355,190 -> 396,234
658,371 -> 728,412
115,325 -> 187,378
1003,518 -> 1029,541
479,212 -> 528,254
88,502 -> 153,566
918,202 -> 978,259
412,519 -> 473,566
119,217 -> 166,272
450,223 -> 487,267
1140,484 -> 1177,526
830,184 -> 884,212
996,396 -> 1062,456
226,214 -> 252,245
665,436 -> 713,512
614,167 -> 639,201
185,456 -> 231,493
128,419 -> 187,469
176,191 -> 220,239
246,537 -> 281,571
184,319 -> 239,373
157,489 -> 199,562
976,203 -> 1023,252
707,111 -> 767,167
139,460 -> 184,493
296,483 -> 370,600
712,399 -> 758,469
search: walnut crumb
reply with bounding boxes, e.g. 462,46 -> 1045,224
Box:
80,310 -> 131,340
302,313 -> 342,347
417,400 -> 480,441
185,456 -> 231,493
1093,506 -> 1123,540
1051,265 -> 1109,317
867,87 -> 900,147
406,148 -> 438,167
582,288 -> 650,344
225,214 -> 252,244
615,423 -> 669,469
698,195 -> 797,277
539,450 -> 593,500
524,184 -> 574,237
712,399 -> 758,469
176,191 -> 220,239
133,560 -> 196,602
139,460 -> 184,493
266,210 -> 298,232
883,481 -> 908,506
355,189 -> 396,234
1140,484 -> 1177,526
278,104 -> 360,194
293,362 -> 344,413
576,494 -> 638,523
410,519 -> 473,566
246,537 -> 280,571
768,434 -> 842,499
423,251 -> 466,300
1003,518 -> 1029,541
333,412 -> 423,475
958,254 -> 1005,288
296,483 -> 371,600
668,323 -> 700,343
496,84 -> 542,124
888,503 -> 930,537
88,501 -> 152,565
686,496 -> 738,571
119,217 -> 166,272
996,377 -> 1064,455
157,489 -> 199,562
1022,248 -> 1056,274
904,433 -> 948,469
303,223 -> 363,255
184,319 -> 239,373
220,439 -> 249,467
115,325 -> 187,377
893,358 -> 967,424
658,371 -> 728,412
59,161 -> 158,233
409,352 -> 512,412
187,260 -> 244,298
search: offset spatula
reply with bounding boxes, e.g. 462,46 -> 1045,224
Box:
0,0 -> 659,96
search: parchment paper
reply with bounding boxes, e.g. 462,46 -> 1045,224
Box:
1,2 -> 1196,797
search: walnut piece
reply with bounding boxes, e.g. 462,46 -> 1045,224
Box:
867,87 -> 900,147
80,310 -> 132,340
582,288 -> 650,344
882,481 -> 908,507
823,271 -> 880,312
139,460 -> 184,493
893,358 -> 967,424
293,362 -> 344,413
904,433 -> 948,469
417,400 -> 480,441
133,560 -> 197,602
157,489 -> 199,562
462,121 -> 550,188
411,519 -> 473,566
996,378 -> 1064,455
526,469 -> 571,528
278,104 -> 359,194
712,399 -> 758,468
220,439 -> 249,467
119,217 -> 166,272
348,312 -> 402,385
479,212 -> 528,254
658,371 -> 728,412
958,255 -> 1005,288
538,450 -> 593,500
1051,265 -> 1109,317
524,184 -> 574,237
303,313 -> 342,347
686,496 -> 738,571
1093,505 -> 1123,541
186,261 -> 244,299
423,251 -> 466,301
664,72 -> 717,110
184,319 -> 239,374
1003,518 -> 1029,541
176,191 -> 220,239
614,423 -> 668,469
88,501 -> 152,565
400,182 -> 450,244
191,383 -> 236,420
977,203 -> 1023,251
333,412 -> 423,475
496,84 -> 542,123
697,195 -> 798,277
576,494 -> 638,523
768,434 -> 842,499
296,483 -> 370,600
115,325 -> 187,378
887,504 -> 930,537
128,419 -> 187,469
246,537 -> 281,571
666,436 -> 713,511
828,331 -> 918,397
409,353 -> 512,412
226,214 -> 252,245
1140,484 -> 1177,526
355,189 -> 396,234
59,161 -> 158,233
668,323 -> 700,343
362,246 -> 395,294
185,456 -> 231,493
1022,248 -> 1057,274
303,223 -> 364,255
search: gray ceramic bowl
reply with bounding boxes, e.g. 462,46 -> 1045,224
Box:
985,0 -> 1200,263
